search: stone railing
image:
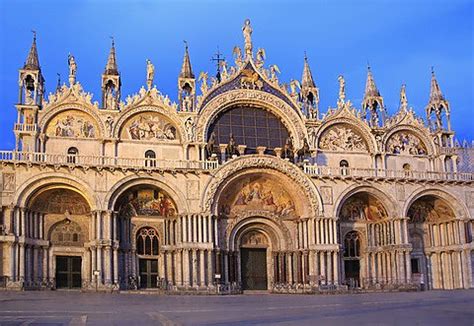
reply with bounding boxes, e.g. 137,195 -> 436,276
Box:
303,164 -> 474,182
0,151 -> 472,182
0,151 -> 219,171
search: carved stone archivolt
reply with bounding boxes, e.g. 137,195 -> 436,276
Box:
202,155 -> 322,217
196,89 -> 307,149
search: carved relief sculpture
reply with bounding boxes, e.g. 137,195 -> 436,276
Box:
386,131 -> 427,155
123,113 -> 176,141
319,125 -> 367,152
47,111 -> 97,138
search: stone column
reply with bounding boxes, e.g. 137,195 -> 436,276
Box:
183,249 -> 189,287
333,250 -> 339,285
19,243 -> 25,283
200,250 -> 205,286
113,246 -> 119,286
207,250 -> 214,286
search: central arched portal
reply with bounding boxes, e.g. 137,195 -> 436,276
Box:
239,228 -> 270,290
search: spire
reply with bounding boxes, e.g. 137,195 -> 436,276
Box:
24,31 -> 40,70
301,53 -> 316,89
429,67 -> 444,102
180,41 -> 194,79
104,37 -> 119,75
363,65 -> 380,98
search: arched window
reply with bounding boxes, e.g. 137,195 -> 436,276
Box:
144,150 -> 156,167
207,106 -> 290,155
136,227 -> 159,256
344,231 -> 360,258
403,163 -> 412,177
340,160 -> 349,176
67,147 -> 79,164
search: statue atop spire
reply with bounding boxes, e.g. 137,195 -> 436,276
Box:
104,37 -> 119,75
24,30 -> 40,70
180,40 -> 194,79
68,53 -> 77,85
338,75 -> 346,105
242,19 -> 253,58
400,84 -> 408,110
146,59 -> 155,90
362,65 -> 385,127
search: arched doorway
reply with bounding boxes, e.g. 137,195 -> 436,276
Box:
407,194 -> 466,289
113,184 -> 177,289
136,227 -> 160,289
239,229 -> 270,290
28,187 -> 91,289
338,191 -> 390,289
343,231 -> 361,288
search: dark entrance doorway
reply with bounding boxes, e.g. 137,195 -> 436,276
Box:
55,256 -> 82,289
139,259 -> 158,289
343,231 -> 361,288
241,248 -> 267,290
344,260 -> 360,288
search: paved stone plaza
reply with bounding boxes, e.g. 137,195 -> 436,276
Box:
0,290 -> 473,325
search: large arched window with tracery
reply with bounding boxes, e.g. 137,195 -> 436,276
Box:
207,106 -> 290,154
136,227 -> 159,256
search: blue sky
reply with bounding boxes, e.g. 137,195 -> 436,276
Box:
0,0 -> 472,149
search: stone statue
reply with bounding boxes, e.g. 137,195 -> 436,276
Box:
199,72 -> 208,94
400,84 -> 408,108
282,136 -> 294,160
105,116 -> 114,137
146,59 -> 155,90
338,75 -> 345,102
185,117 -> 195,142
255,48 -> 266,68
289,79 -> 301,95
226,133 -> 239,157
297,138 -> 311,161
68,53 -> 77,85
269,65 -> 280,83
206,132 -> 217,158
242,19 -> 253,57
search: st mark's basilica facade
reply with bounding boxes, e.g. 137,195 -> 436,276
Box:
0,20 -> 473,293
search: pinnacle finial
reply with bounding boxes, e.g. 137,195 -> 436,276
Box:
104,37 -> 118,75
180,40 -> 194,79
363,65 -> 380,98
24,30 -> 40,70
429,67 -> 444,102
301,53 -> 315,88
